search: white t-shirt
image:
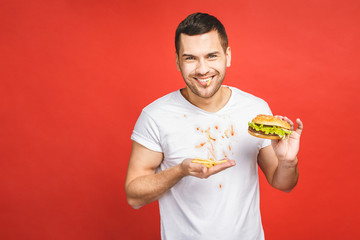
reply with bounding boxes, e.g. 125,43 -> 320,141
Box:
131,86 -> 272,240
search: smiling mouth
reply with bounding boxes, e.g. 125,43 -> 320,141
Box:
194,76 -> 214,86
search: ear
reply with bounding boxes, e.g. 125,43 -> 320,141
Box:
175,52 -> 180,71
226,47 -> 231,67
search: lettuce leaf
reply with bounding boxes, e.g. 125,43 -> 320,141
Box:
248,122 -> 292,139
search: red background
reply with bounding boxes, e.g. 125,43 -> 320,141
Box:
1,0 -> 360,239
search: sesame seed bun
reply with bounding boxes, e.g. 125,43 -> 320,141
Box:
251,114 -> 291,130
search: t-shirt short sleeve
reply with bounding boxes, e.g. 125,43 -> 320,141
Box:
261,139 -> 271,148
131,110 -> 162,152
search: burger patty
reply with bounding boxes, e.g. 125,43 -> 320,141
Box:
248,126 -> 279,136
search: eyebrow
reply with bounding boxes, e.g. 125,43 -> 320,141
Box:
207,51 -> 220,56
182,53 -> 195,58
181,51 -> 220,58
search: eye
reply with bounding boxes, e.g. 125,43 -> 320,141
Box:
185,56 -> 195,61
208,54 -> 218,59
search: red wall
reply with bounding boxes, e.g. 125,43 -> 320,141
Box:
1,0 -> 359,239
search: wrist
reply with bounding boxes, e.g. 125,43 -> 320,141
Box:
178,161 -> 189,177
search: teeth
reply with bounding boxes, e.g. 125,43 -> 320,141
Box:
197,77 -> 212,82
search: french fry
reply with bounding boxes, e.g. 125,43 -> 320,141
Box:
213,160 -> 228,165
192,158 -> 228,168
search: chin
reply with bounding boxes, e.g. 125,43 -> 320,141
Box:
186,81 -> 223,99
190,86 -> 217,99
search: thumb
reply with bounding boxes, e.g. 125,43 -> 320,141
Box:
295,118 -> 303,136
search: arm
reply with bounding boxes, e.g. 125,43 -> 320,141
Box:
258,117 -> 303,192
125,141 -> 236,209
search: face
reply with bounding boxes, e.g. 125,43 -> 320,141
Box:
176,30 -> 231,99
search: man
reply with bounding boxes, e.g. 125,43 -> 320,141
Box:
125,12 -> 303,240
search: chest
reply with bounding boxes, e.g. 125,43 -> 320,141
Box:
157,112 -> 262,167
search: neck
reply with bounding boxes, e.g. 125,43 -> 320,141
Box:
181,86 -> 231,112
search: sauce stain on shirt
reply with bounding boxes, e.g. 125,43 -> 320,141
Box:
194,123 -> 236,160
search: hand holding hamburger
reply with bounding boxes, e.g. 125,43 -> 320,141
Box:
248,114 -> 304,167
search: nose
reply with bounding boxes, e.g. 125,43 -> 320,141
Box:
195,58 -> 210,75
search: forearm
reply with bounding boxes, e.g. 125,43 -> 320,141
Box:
271,157 -> 299,192
125,164 -> 186,209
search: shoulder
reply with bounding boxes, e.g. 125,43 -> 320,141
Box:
139,90 -> 191,122
228,86 -> 269,108
142,90 -> 180,113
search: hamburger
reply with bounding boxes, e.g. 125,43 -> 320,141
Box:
248,114 -> 292,140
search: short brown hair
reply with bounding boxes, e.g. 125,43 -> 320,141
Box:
175,12 -> 228,54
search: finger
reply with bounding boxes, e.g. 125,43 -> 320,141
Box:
216,159 -> 236,168
208,160 -> 236,174
285,116 -> 294,127
295,118 -> 303,135
282,116 -> 294,130
275,115 -> 294,130
275,115 -> 291,123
